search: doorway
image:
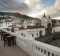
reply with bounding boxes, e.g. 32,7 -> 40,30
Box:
39,31 -> 42,37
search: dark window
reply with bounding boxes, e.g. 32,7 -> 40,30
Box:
36,46 -> 37,49
44,50 -> 46,54
32,34 -> 34,37
21,33 -> 23,35
54,31 -> 55,33
36,33 -> 38,36
52,53 -> 54,56
38,47 -> 40,51
39,31 -> 42,37
47,23 -> 51,28
6,23 -> 7,25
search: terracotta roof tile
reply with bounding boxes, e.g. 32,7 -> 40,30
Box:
27,25 -> 45,29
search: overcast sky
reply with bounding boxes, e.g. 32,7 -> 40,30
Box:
0,0 -> 60,19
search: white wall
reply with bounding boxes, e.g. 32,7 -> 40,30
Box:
0,23 -> 2,27
52,27 -> 60,33
3,22 -> 12,26
27,28 -> 45,38
14,30 -> 33,38
14,28 -> 45,39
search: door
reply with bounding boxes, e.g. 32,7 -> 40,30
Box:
39,31 -> 42,37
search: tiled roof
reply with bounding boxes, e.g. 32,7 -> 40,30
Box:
27,25 -> 45,29
52,25 -> 60,27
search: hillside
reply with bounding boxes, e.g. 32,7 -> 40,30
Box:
0,12 -> 39,20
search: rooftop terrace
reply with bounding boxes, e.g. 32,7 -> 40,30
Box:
0,35 -> 29,56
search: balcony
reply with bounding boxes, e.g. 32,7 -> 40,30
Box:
0,34 -> 29,56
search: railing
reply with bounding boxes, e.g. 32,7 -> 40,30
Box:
31,40 -> 60,56
1,29 -> 60,56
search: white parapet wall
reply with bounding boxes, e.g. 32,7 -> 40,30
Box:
31,40 -> 60,56
1,29 -> 60,56
14,28 -> 45,38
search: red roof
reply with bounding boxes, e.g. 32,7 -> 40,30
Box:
52,25 -> 60,27
27,25 -> 45,29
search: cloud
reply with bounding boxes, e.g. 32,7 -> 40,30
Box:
24,0 -> 45,17
37,0 -> 60,19
25,0 -> 44,10
0,0 -> 44,16
38,6 -> 58,17
0,0 -> 32,15
0,0 -> 60,19
54,0 -> 60,10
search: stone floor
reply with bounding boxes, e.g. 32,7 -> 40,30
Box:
0,35 -> 29,56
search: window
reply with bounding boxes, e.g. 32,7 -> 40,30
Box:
38,47 -> 40,51
36,46 -> 37,50
21,33 -> 23,35
32,34 -> 34,37
36,33 -> 38,36
54,31 -> 55,33
6,23 -> 7,25
52,53 -> 54,56
44,50 -> 46,54
39,31 -> 42,37
41,49 -> 43,52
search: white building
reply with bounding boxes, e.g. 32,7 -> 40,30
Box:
41,14 -> 52,28
14,25 -> 45,38
0,17 -> 13,28
1,14 -> 60,56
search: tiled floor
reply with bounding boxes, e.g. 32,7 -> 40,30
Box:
0,35 -> 29,56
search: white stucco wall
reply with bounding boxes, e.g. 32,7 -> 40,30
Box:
52,27 -> 60,33
14,28 -> 45,38
3,22 -> 12,26
27,28 -> 45,38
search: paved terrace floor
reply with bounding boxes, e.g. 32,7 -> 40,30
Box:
0,35 -> 29,56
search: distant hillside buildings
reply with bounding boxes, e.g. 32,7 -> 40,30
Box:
0,12 -> 60,56
0,13 -> 60,36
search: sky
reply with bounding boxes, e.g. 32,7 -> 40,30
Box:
0,0 -> 60,19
